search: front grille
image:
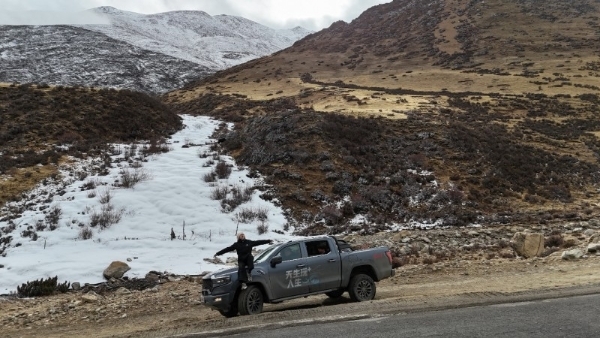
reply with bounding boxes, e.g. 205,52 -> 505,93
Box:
202,279 -> 213,291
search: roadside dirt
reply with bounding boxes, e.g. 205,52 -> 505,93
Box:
2,239 -> 600,338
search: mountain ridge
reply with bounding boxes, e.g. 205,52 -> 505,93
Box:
0,7 -> 312,93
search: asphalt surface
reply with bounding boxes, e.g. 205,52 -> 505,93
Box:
232,293 -> 600,338
172,284 -> 600,338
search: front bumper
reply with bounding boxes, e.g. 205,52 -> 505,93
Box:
201,290 -> 233,311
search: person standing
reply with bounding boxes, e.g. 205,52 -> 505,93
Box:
214,233 -> 272,288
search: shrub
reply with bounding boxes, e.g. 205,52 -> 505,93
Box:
544,234 -> 564,248
203,172 -> 217,183
21,227 -> 38,241
210,186 -> 229,200
332,180 -> 353,196
98,188 -> 112,204
422,256 -> 436,265
119,168 -> 151,188
35,220 -> 46,232
202,159 -> 215,167
81,179 -> 99,191
562,238 -> 577,248
215,160 -> 232,179
89,204 -> 124,229
45,206 -> 62,228
321,205 -> 343,225
143,137 -> 170,155
235,207 -> 269,223
221,185 -> 253,212
79,227 -> 93,240
17,276 -> 70,298
257,221 -> 269,235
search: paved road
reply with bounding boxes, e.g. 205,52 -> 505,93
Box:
233,294 -> 600,338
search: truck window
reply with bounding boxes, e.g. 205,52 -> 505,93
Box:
279,243 -> 302,261
254,245 -> 277,263
306,240 -> 330,256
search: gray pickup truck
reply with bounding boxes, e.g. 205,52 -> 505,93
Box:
201,236 -> 395,317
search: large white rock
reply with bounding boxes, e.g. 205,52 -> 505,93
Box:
511,232 -> 544,258
561,249 -> 584,260
587,243 -> 600,253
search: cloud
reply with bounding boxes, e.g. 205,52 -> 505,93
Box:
0,10 -> 109,25
0,0 -> 391,29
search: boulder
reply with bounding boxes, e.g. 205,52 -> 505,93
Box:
511,232 -> 544,258
115,287 -> 131,295
81,291 -> 100,303
587,243 -> 600,253
583,229 -> 596,237
145,272 -> 160,283
562,249 -> 584,260
103,261 -> 131,280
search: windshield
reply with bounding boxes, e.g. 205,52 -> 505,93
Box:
254,245 -> 278,263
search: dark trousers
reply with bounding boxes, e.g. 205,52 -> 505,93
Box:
238,255 -> 254,282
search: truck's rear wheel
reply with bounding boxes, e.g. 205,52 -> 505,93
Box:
325,289 -> 345,298
348,274 -> 376,302
237,285 -> 264,315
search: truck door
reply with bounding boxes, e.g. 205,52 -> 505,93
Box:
304,239 -> 341,292
268,243 -> 309,299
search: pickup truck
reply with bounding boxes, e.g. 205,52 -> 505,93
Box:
201,236 -> 395,317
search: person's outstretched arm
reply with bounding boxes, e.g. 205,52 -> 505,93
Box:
214,244 -> 235,257
250,239 -> 273,247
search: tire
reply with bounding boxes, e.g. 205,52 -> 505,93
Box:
237,285 -> 264,315
325,289 -> 345,298
348,274 -> 376,302
218,304 -> 238,318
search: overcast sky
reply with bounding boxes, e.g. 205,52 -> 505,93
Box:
0,0 -> 391,30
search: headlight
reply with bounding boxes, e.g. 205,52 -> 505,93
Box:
211,274 -> 231,287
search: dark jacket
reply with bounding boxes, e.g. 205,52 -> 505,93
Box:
215,239 -> 271,261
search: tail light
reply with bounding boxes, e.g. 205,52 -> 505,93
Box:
385,250 -> 393,264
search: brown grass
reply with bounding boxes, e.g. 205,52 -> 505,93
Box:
0,165 -> 58,207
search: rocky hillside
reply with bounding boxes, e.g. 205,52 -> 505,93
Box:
0,83 -> 182,206
164,0 -> 600,233
0,7 -> 311,93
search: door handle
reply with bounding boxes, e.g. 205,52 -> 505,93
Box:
296,264 -> 306,268
328,259 -> 336,263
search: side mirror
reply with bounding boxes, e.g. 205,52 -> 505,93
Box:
270,255 -> 283,267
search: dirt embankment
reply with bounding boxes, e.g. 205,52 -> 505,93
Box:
2,226 -> 600,338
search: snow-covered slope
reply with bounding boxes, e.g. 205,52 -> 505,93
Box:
0,6 -> 312,93
84,7 -> 312,70
0,25 -> 212,94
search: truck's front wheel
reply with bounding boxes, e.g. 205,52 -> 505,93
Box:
238,285 -> 264,315
348,274 -> 376,302
218,304 -> 238,318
